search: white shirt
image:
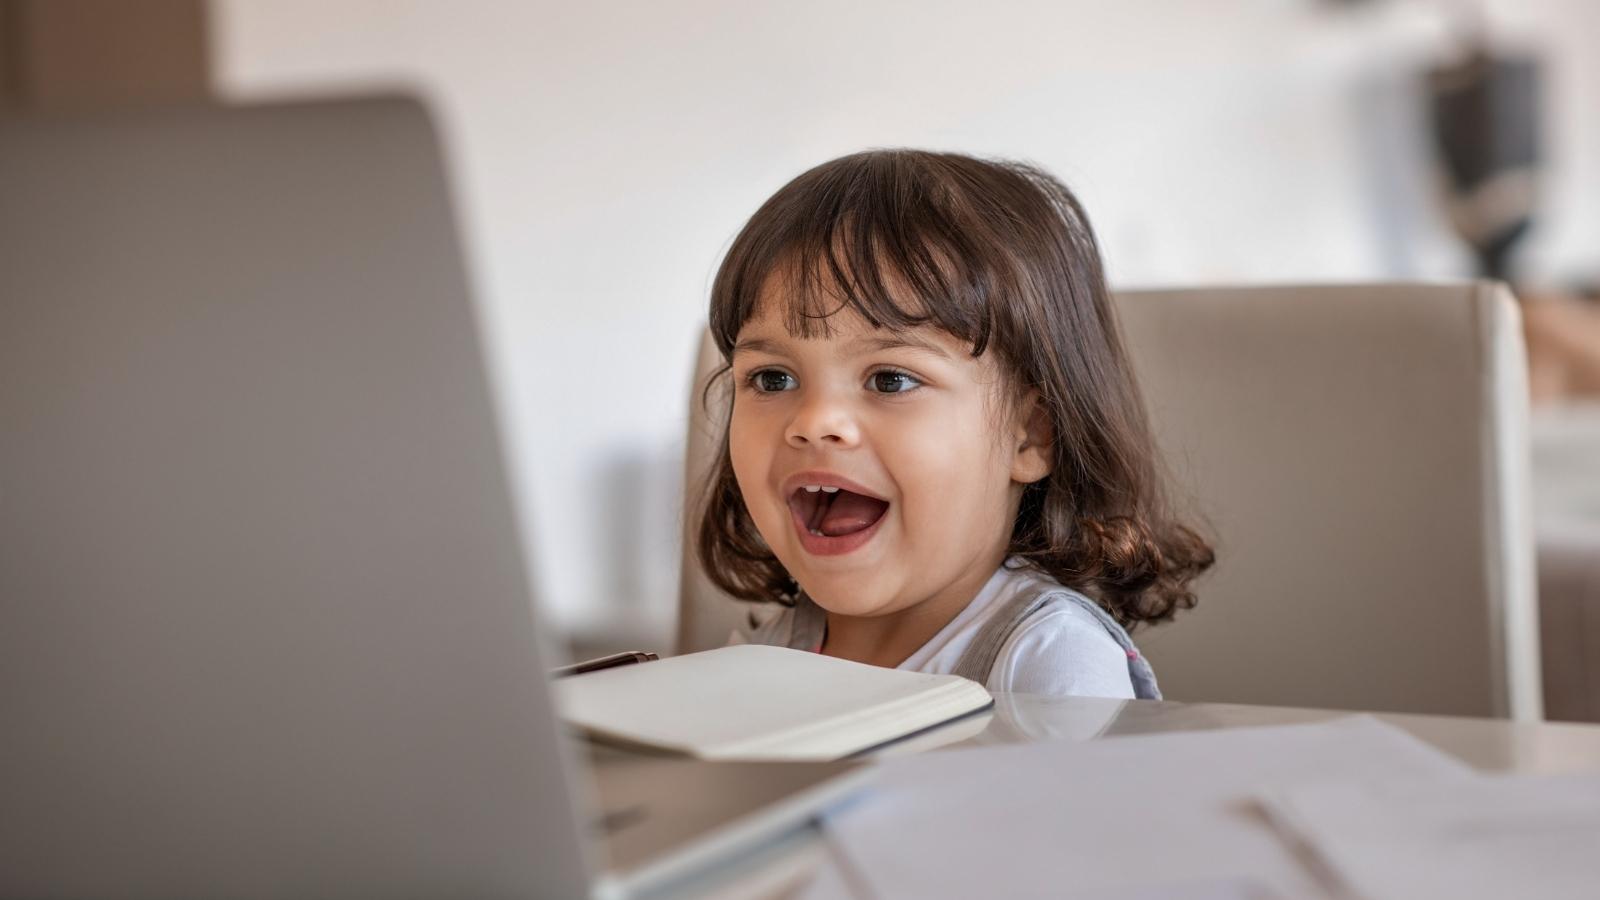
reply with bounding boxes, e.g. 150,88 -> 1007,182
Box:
739,561 -> 1137,699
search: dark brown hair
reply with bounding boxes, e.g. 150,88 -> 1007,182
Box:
696,149 -> 1213,629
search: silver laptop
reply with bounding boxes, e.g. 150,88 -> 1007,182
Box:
0,97 -> 864,899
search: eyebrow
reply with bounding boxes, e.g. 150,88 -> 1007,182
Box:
731,337 -> 783,356
847,334 -> 953,359
731,333 -> 953,360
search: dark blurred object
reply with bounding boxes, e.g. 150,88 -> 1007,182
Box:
1427,49 -> 1543,281
550,650 -> 660,679
0,0 -> 209,110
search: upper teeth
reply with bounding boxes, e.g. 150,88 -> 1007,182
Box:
803,485 -> 840,493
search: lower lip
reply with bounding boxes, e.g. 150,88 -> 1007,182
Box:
789,502 -> 886,557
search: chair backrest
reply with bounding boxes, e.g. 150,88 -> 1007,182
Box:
678,283 -> 1542,720
678,332 -> 749,653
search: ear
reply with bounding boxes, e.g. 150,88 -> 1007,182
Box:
1009,391 -> 1054,485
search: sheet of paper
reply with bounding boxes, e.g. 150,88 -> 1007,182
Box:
803,848 -> 1288,900
1262,773 -> 1600,900
802,717 -> 1471,899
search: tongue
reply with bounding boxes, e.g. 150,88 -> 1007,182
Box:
817,491 -> 888,537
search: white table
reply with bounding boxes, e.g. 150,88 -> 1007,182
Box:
652,694 -> 1600,899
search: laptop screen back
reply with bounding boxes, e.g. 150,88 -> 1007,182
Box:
0,98 -> 590,898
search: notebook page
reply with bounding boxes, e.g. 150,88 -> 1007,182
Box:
554,645 -> 990,759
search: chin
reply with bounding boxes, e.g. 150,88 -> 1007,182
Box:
793,569 -> 894,617
807,593 -> 880,618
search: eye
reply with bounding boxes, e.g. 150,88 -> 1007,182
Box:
867,369 -> 923,394
746,368 -> 797,393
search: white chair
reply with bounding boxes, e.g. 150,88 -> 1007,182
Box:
678,282 -> 1543,720
677,333 -> 747,654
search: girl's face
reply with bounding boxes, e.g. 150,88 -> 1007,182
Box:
728,291 -> 1053,621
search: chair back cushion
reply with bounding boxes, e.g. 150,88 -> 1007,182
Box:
678,283 -> 1541,719
1119,282 -> 1538,718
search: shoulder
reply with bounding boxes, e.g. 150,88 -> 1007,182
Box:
988,589 -> 1136,699
730,603 -> 793,647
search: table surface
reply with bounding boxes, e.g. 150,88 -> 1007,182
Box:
649,694 -> 1600,899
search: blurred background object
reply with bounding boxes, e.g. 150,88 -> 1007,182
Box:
1427,45 -> 1540,283
0,0 -> 209,109
7,0 -> 1600,718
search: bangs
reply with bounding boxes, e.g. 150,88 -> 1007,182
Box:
710,151 -> 1011,358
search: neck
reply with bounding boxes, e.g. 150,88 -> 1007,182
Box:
820,545 -> 1010,669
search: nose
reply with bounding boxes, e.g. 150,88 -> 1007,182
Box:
785,388 -> 860,449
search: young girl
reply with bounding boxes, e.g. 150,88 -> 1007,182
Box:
697,150 -> 1213,699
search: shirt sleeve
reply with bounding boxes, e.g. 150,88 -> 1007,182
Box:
987,604 -> 1137,699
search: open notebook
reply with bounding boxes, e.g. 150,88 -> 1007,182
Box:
555,645 -> 994,761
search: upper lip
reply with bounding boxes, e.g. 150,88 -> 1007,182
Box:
780,470 -> 889,502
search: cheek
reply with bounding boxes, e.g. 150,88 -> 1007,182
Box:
882,414 -> 1014,527
727,405 -> 777,509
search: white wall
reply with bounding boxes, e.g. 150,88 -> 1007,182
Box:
212,0 -> 1600,648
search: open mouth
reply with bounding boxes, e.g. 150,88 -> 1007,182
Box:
787,485 -> 890,539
